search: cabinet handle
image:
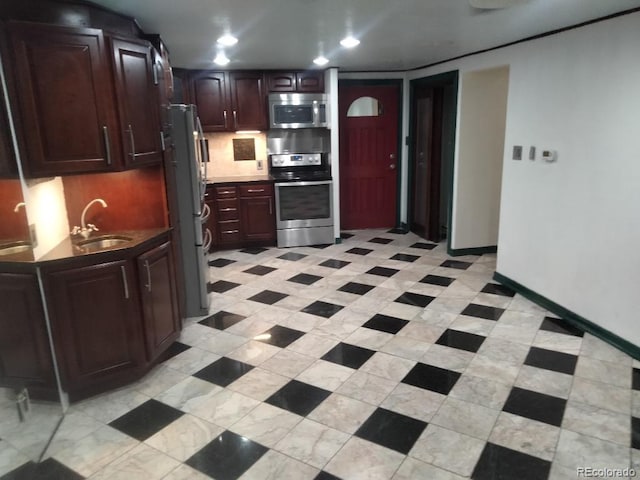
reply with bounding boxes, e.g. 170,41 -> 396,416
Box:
219,207 -> 236,212
223,110 -> 228,128
233,110 -> 238,129
152,63 -> 159,85
120,265 -> 129,299
127,124 -> 136,158
222,230 -> 239,234
218,190 -> 234,195
269,198 -> 272,215
102,126 -> 112,166
247,189 -> 265,193
160,131 -> 165,151
144,260 -> 152,292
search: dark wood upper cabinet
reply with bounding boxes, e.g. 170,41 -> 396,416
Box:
192,71 -> 229,132
7,22 -> 120,176
137,241 -> 180,361
228,71 -> 267,131
266,71 -> 325,93
0,272 -> 56,398
111,37 -> 163,168
192,71 -> 267,132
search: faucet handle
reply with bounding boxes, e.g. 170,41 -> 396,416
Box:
87,224 -> 99,232
71,226 -> 82,236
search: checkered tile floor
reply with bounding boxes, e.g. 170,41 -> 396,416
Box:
3,229 -> 640,479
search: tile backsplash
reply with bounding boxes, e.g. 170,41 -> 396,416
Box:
205,132 -> 267,178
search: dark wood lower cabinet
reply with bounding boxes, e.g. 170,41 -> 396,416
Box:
0,272 -> 56,399
240,195 -> 276,243
46,260 -> 145,398
137,241 -> 180,361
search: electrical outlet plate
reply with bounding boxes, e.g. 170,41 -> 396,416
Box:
29,224 -> 38,248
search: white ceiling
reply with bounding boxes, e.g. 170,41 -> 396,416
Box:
90,0 -> 640,71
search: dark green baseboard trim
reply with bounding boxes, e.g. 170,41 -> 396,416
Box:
400,222 -> 408,231
448,245 -> 497,257
335,238 -> 342,244
494,272 -> 640,360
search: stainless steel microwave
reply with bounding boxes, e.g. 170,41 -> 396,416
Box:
268,93 -> 328,129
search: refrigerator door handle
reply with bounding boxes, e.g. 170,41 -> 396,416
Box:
203,228 -> 213,253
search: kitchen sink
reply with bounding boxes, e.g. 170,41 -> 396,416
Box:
0,241 -> 32,256
76,235 -> 133,252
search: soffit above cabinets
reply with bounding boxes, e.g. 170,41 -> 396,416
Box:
89,0 -> 640,71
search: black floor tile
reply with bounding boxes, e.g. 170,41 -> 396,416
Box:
248,290 -> 289,305
193,357 -> 254,387
633,369 -> 640,391
208,258 -> 236,267
1,458 -> 84,480
346,247 -> 373,256
366,266 -> 399,277
481,282 -> 516,297
199,311 -> 246,330
502,387 -> 566,427
240,247 -> 268,255
632,417 -> 640,449
524,347 -> 578,375
340,232 -> 354,239
256,325 -> 305,348
315,472 -> 342,480
461,303 -> 504,321
539,316 -> 584,337
363,314 -> 409,334
310,244 -> 332,249
208,280 -> 241,293
387,227 -> 409,234
108,399 -> 183,441
436,329 -> 486,353
394,292 -> 435,308
321,342 -> 376,369
338,282 -> 375,296
368,237 -> 393,244
410,242 -> 436,250
402,363 -> 461,395
390,253 -> 420,263
266,379 -> 331,416
440,259 -> 472,270
288,273 -> 323,285
355,407 -> 427,454
419,274 -> 455,287
472,442 -> 551,480
243,265 -> 277,276
319,259 -> 350,269
158,341 -> 191,362
302,300 -> 344,318
186,430 -> 268,480
278,252 -> 307,261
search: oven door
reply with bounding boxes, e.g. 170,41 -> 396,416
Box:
275,180 -> 333,229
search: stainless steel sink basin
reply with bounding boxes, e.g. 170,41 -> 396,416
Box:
76,235 -> 133,252
0,241 -> 32,256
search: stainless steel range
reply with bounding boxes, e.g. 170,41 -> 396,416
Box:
270,153 -> 334,247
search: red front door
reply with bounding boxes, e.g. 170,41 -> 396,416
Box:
339,84 -> 400,230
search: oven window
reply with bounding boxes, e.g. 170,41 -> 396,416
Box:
273,105 -> 314,125
279,184 -> 331,220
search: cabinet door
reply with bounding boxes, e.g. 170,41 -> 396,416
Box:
229,72 -> 267,131
7,23 -> 118,176
137,241 -> 180,361
0,86 -> 17,178
266,72 -> 296,92
192,71 -> 229,132
0,273 -> 55,396
240,195 -> 275,243
111,37 -> 163,167
296,71 -> 325,92
46,260 -> 144,395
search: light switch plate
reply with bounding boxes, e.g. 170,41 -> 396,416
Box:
512,145 -> 522,160
529,146 -> 536,161
256,159 -> 264,170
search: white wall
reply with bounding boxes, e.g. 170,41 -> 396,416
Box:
407,11 -> 640,344
26,177 -> 70,259
327,68 -> 341,241
453,66 -> 509,249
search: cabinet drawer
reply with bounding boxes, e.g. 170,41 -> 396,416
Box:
217,220 -> 241,243
216,199 -> 239,221
215,186 -> 237,199
239,183 -> 273,197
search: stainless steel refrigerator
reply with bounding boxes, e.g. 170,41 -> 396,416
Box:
169,104 -> 211,317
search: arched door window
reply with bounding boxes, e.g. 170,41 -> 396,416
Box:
346,96 -> 381,117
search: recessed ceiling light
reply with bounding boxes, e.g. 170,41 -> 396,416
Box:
340,36 -> 360,48
213,52 -> 230,66
217,34 -> 238,46
313,56 -> 329,66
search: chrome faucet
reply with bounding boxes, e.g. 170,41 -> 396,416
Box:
71,198 -> 108,239
13,202 -> 25,213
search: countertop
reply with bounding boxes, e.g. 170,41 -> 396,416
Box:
207,174 -> 273,185
0,228 -> 171,266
